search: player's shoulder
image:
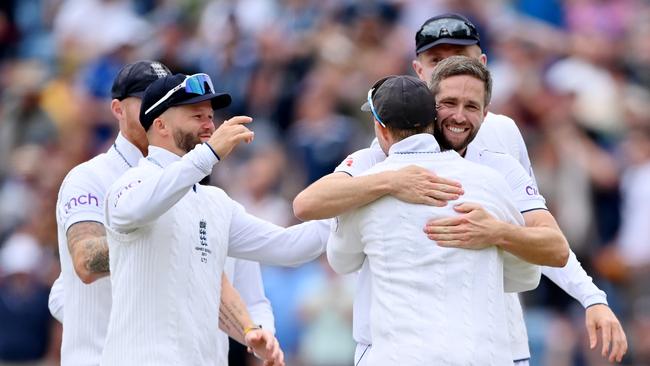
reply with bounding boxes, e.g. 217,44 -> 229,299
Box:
335,144 -> 386,176
482,112 -> 522,136
62,156 -> 101,182
475,149 -> 520,167
59,153 -> 113,195
458,156 -> 511,191
484,111 -> 518,126
358,157 -> 400,177
200,184 -> 229,199
107,162 -> 150,196
346,145 -> 385,164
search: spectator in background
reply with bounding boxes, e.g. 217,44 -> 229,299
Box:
596,124 -> 650,364
289,75 -> 366,185
0,61 -> 57,177
0,232 -> 55,365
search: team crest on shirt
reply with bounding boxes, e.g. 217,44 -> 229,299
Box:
195,219 -> 211,263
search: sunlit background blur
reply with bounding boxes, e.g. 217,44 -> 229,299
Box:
1,0 -> 649,365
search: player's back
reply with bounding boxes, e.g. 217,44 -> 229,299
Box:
357,150 -> 521,366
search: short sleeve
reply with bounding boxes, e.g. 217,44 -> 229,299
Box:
57,166 -> 106,232
334,146 -> 386,177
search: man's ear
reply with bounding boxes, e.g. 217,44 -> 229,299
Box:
152,117 -> 168,136
412,59 -> 425,80
479,53 -> 487,65
110,99 -> 123,121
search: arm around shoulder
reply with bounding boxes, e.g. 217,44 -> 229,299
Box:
293,171 -> 394,221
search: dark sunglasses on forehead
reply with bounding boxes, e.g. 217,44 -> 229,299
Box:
416,17 -> 480,51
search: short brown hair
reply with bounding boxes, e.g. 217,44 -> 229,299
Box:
428,55 -> 492,107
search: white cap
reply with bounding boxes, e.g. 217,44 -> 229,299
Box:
0,233 -> 43,276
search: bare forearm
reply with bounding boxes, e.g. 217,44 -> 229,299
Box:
496,222 -> 569,267
67,221 -> 110,284
83,236 -> 110,276
293,172 -> 394,221
219,274 -> 253,345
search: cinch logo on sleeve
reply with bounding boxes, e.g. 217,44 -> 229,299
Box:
64,192 -> 100,214
525,186 -> 539,196
113,180 -> 142,207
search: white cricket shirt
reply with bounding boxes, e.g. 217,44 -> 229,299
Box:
328,134 -> 540,365
54,133 -> 142,366
102,144 -> 328,366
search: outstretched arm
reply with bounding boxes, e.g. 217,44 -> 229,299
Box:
294,167 -> 462,221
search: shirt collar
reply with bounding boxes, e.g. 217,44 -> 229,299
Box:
388,133 -> 441,155
147,145 -> 182,168
114,132 -> 144,167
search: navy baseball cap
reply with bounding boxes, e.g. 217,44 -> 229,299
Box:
139,73 -> 231,130
361,75 -> 436,130
415,13 -> 480,55
111,60 -> 171,100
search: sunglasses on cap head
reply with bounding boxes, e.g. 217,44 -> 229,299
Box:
366,88 -> 387,128
416,16 -> 480,54
144,73 -> 215,115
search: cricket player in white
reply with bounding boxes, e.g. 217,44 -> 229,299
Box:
294,14 -> 627,365
327,75 -> 540,365
50,61 -> 276,366
101,73 -> 328,366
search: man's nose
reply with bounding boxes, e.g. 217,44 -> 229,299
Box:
449,106 -> 467,123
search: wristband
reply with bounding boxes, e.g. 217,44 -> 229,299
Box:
244,324 -> 262,336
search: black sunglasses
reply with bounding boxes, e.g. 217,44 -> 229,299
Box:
416,17 -> 480,54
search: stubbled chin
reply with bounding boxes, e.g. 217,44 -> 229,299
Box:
443,131 -> 469,149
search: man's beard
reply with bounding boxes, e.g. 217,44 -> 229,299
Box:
174,129 -> 202,154
433,121 -> 477,154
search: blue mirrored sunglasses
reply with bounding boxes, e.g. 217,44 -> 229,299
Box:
145,73 -> 215,115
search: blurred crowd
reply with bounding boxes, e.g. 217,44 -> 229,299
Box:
0,0 -> 649,365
